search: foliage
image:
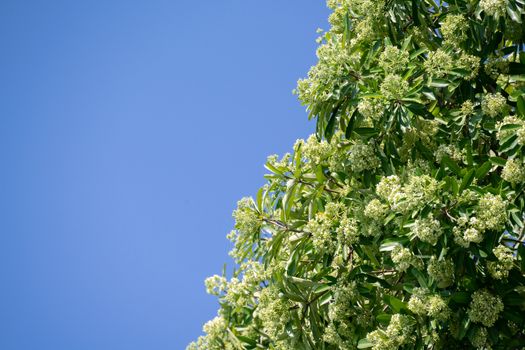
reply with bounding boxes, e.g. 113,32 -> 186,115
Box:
188,0 -> 525,349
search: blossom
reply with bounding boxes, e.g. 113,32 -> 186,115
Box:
411,215 -> 442,245
401,175 -> 440,212
348,142 -> 380,173
477,193 -> 507,231
468,289 -> 504,327
376,175 -> 402,203
440,14 -> 468,45
424,49 -> 453,77
427,256 -> 455,287
205,275 -> 227,296
487,245 -> 514,279
379,45 -> 409,73
255,286 -> 292,340
391,245 -> 421,271
479,0 -> 506,16
502,158 -> 525,184
471,327 -> 489,349
380,74 -> 409,100
358,98 -> 384,121
364,199 -> 387,220
367,314 -> 415,350
481,93 -> 507,117
458,53 -> 480,80
336,216 -> 360,245
460,100 -> 475,116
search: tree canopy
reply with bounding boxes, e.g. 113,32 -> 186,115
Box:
188,0 -> 525,349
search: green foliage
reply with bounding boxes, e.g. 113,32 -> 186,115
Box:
189,0 -> 525,349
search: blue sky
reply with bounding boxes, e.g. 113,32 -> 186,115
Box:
0,1 -> 329,349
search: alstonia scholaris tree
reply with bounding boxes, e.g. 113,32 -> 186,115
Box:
188,1 -> 525,349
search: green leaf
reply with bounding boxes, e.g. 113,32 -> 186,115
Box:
517,95 -> 525,117
509,62 -> 525,75
429,79 -> 449,88
490,156 -> 507,166
459,168 -> 475,192
475,161 -> 492,179
379,238 -> 408,252
451,291 -> 470,304
383,295 -> 408,313
345,108 -> 359,138
441,155 -> 462,176
357,338 -> 374,349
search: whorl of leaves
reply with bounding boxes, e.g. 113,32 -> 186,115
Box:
189,1 -> 525,349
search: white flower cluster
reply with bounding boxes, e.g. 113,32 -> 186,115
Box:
186,314 -> 233,350
408,288 -> 450,321
461,100 -> 475,116
477,193 -> 507,231
481,92 -> 507,117
226,261 -> 267,309
348,142 -> 380,173
411,215 -> 442,245
424,49 -> 453,77
440,14 -> 468,46
479,0 -> 507,17
376,174 -> 440,213
427,256 -> 455,288
453,215 -> 484,248
502,158 -> 525,184
307,202 -> 360,250
380,74 -> 409,100
299,134 -> 348,172
376,175 -> 402,203
296,38 -> 361,105
364,199 -> 387,220
401,175 -> 441,212
255,285 -> 292,341
301,134 -> 332,165
458,53 -> 481,80
328,282 -> 358,323
379,45 -> 409,73
434,144 -> 464,163
470,327 -> 490,349
391,245 -> 422,272
468,289 -> 504,327
336,216 -> 360,245
487,244 -> 514,279
229,197 -> 262,261
204,275 -> 227,296
367,314 -> 415,350
358,98 -> 385,121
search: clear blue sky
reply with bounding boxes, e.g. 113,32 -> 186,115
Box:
0,1 -> 328,349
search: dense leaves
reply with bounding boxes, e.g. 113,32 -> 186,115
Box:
189,0 -> 525,349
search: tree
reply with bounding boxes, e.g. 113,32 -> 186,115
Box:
188,0 -> 525,349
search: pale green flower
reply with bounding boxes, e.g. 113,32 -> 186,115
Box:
468,289 -> 504,327
348,142 -> 380,173
391,245 -> 421,271
502,158 -> 525,184
479,0 -> 506,16
477,193 -> 507,231
424,49 -> 453,77
364,199 -> 387,220
427,256 -> 455,287
487,245 -> 514,279
481,92 -> 507,117
380,74 -> 409,100
411,215 -> 442,245
440,14 -> 468,46
379,45 -> 409,73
